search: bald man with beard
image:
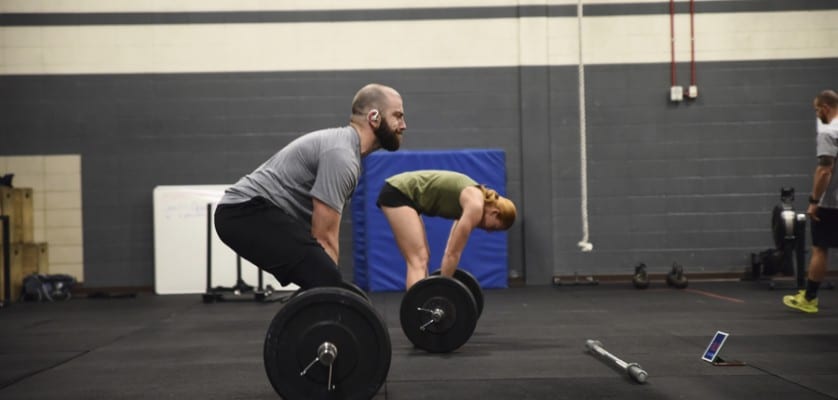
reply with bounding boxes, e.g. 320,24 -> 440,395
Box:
215,83 -> 407,290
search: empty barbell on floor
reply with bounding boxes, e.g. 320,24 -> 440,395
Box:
264,286 -> 391,400
585,339 -> 648,384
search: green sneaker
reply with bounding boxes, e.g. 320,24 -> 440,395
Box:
783,290 -> 818,313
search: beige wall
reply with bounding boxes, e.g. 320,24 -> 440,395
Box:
2,7 -> 837,75
0,155 -> 84,281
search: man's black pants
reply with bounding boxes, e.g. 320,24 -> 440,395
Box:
214,197 -> 343,290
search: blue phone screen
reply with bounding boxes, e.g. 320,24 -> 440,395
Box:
703,332 -> 728,361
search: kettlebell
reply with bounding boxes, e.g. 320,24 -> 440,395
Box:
666,262 -> 689,289
632,263 -> 650,289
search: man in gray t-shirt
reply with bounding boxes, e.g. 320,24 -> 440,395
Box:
214,83 -> 406,289
783,89 -> 838,314
220,126 -> 363,226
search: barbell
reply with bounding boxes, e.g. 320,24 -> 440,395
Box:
263,268 -> 486,400
263,286 -> 390,400
400,269 -> 484,353
430,268 -> 484,317
586,339 -> 648,384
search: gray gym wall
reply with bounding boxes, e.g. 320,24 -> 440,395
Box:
1,1 -> 836,289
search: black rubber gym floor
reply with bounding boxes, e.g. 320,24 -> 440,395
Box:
1,281 -> 837,399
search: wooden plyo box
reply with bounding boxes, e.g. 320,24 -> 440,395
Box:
23,242 -> 49,274
0,243 -> 24,301
0,242 -> 48,301
0,187 -> 35,244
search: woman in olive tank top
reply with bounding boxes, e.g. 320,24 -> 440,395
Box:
376,170 -> 517,289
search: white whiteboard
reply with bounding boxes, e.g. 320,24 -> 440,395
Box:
152,185 -> 298,295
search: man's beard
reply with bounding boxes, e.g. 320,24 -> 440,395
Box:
374,119 -> 401,151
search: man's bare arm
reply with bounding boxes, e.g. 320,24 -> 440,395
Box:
311,198 -> 342,264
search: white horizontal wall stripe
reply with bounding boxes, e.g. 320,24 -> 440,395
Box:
520,16 -> 550,66
580,10 -> 838,65
1,10 -> 836,75
1,19 -> 523,74
580,14 -> 685,65
0,0 -> 674,13
695,11 -> 838,62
